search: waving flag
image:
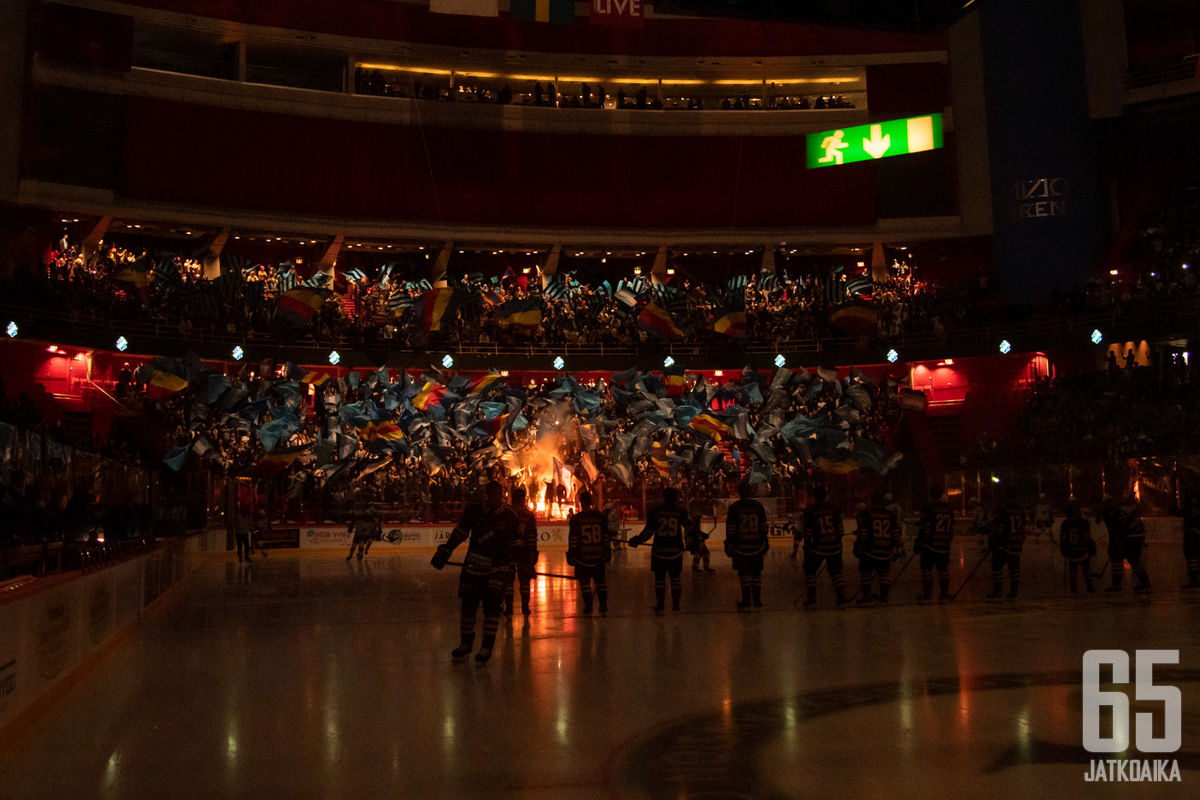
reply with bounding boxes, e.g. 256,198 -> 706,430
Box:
690,411 -> 732,441
469,372 -> 504,395
713,307 -> 747,338
413,381 -> 447,411
496,297 -> 543,328
422,287 -> 455,333
663,364 -> 686,397
278,287 -> 331,325
637,302 -> 683,340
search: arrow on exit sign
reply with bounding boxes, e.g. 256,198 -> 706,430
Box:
806,114 -> 944,168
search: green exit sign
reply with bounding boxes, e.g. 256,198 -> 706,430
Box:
806,114 -> 944,168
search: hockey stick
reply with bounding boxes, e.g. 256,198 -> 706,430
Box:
846,545 -> 918,604
949,549 -> 992,601
445,561 -> 577,580
791,561 -> 828,609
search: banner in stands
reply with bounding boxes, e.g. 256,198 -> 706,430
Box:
298,524 -> 573,548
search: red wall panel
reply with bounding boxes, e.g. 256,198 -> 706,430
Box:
115,0 -> 945,58
120,97 -> 879,229
865,63 -> 949,118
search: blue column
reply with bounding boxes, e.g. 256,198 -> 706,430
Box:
979,0 -> 1105,304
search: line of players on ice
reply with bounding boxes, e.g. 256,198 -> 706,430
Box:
422,479 -> 1200,663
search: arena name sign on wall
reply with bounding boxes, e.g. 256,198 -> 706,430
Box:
806,114 -> 944,168
590,0 -> 644,28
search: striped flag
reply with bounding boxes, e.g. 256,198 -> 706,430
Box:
727,275 -> 749,293
341,268 -> 367,283
637,302 -> 683,340
278,287 -> 331,325
277,269 -> 297,293
303,272 -> 331,288
496,297 -> 543,328
846,275 -> 873,297
713,306 -> 747,338
542,275 -> 569,301
663,363 -> 686,397
389,287 -> 417,314
413,381 -> 447,411
689,412 -> 733,441
469,372 -> 504,396
422,287 -> 455,333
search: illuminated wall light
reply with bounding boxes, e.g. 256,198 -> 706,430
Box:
663,356 -> 675,368
999,340 -> 1011,354
553,356 -> 565,371
774,354 -> 786,368
991,476 -> 1001,484
232,346 -> 244,361
666,268 -> 675,275
1109,269 -> 1119,276
6,321 -> 18,338
1090,329 -> 1103,344
713,370 -> 724,377
328,350 -> 341,366
115,336 -> 128,352
886,349 -> 899,363
500,371 -> 509,377
442,354 -> 454,369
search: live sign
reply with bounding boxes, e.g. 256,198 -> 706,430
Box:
806,114 -> 944,168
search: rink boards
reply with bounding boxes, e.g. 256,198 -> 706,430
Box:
284,514 -> 1186,549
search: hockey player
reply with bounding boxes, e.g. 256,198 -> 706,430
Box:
1182,493 -> 1200,589
431,480 -> 519,664
987,494 -> 1026,600
724,481 -> 769,610
1059,499 -> 1096,593
629,487 -> 691,615
969,496 -> 993,541
504,487 -> 539,617
346,504 -> 379,561
689,504 -> 713,573
916,486 -> 955,604
1102,497 -> 1151,593
857,493 -> 901,605
789,501 -> 805,560
566,490 -> 613,616
801,486 -> 848,608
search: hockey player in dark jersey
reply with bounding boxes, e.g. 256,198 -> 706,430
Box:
504,487 -> 539,617
856,493 -> 901,605
567,490 -> 613,616
987,495 -> 1026,600
1059,499 -> 1096,593
1102,497 -> 1150,593
1181,493 -> 1200,589
431,480 -> 519,664
629,487 -> 691,615
916,486 -> 955,604
801,486 -> 848,608
724,481 -> 769,610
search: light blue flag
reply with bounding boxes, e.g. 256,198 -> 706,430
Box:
163,446 -> 188,472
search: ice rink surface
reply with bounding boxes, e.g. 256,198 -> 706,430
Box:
1,533 -> 1199,799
